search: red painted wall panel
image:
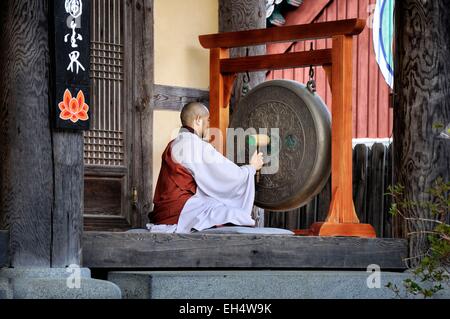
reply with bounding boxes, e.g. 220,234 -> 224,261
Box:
267,0 -> 393,138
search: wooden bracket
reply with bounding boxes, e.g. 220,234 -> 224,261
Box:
323,64 -> 332,91
222,74 -> 236,108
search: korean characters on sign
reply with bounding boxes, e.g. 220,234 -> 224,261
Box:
54,0 -> 90,130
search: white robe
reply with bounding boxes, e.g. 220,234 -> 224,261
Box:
161,131 -> 257,233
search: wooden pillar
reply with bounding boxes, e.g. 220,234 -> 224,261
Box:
0,0 -> 83,267
394,1 -> 450,265
133,0 -> 154,227
209,47 -> 230,153
329,35 -> 358,224
219,0 -> 266,112
218,0 -> 266,226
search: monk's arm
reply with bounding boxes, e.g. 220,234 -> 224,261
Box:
182,142 -> 255,199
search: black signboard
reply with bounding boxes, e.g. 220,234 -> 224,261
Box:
52,0 -> 91,130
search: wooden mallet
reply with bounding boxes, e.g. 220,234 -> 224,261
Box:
248,134 -> 270,183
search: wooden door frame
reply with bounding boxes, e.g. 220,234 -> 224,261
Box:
84,0 -> 154,230
130,0 -> 154,228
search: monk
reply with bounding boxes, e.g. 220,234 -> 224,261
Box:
151,102 -> 264,233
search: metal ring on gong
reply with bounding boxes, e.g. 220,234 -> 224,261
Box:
229,80 -> 331,211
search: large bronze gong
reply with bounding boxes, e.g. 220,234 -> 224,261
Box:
230,80 -> 331,211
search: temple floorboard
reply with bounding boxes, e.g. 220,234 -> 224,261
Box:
83,232 -> 407,270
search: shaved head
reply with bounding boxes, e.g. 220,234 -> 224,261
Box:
180,102 -> 209,127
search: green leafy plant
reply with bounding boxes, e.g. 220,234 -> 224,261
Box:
433,122 -> 450,139
386,178 -> 450,298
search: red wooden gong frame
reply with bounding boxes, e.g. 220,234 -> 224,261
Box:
199,19 -> 376,238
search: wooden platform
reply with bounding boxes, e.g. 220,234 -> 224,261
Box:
83,232 -> 408,270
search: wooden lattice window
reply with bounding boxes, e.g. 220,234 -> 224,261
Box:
84,0 -> 126,167
83,0 -> 138,231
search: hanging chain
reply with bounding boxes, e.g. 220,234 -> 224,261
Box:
242,48 -> 251,96
306,42 -> 317,93
242,71 -> 251,96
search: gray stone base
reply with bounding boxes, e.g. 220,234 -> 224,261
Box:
108,270 -> 450,299
0,268 -> 121,299
0,277 -> 12,299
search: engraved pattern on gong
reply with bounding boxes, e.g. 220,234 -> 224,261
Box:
247,100 -> 305,189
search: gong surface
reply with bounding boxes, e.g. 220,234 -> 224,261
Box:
229,80 -> 331,211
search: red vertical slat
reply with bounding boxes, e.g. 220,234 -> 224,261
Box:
338,0 -> 347,19
293,42 -> 301,82
378,73 -> 390,137
317,15 -> 330,107
304,40 -> 315,85
304,41 -> 310,84
367,0 -> 379,137
284,57 -> 294,81
375,0 -> 391,138
325,0 -> 337,109
315,37 -> 328,111
347,0 -> 358,136
273,69 -> 283,80
291,43 -> 297,82
295,41 -> 302,83
389,105 -> 393,137
355,0 -> 370,138
292,42 -> 298,81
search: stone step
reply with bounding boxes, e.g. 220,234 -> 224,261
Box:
0,277 -> 12,299
108,270 -> 450,299
0,268 -> 121,299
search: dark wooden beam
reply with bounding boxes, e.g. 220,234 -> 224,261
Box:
132,0 -> 154,228
0,0 -> 52,267
200,18 -> 366,49
221,49 -> 333,74
0,230 -> 8,267
83,232 -> 408,270
0,0 -> 83,267
394,1 -> 450,266
51,132 -> 84,267
153,85 -> 209,111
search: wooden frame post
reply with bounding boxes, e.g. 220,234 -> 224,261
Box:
309,35 -> 375,237
209,48 -> 235,153
332,35 -> 354,222
200,19 -> 376,238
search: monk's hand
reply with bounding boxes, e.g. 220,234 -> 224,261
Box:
250,151 -> 264,171
202,128 -> 211,143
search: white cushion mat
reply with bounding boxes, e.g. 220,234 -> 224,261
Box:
196,226 -> 294,235
126,225 -> 295,235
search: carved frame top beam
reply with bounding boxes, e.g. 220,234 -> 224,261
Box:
199,19 -> 365,49
220,49 -> 332,74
